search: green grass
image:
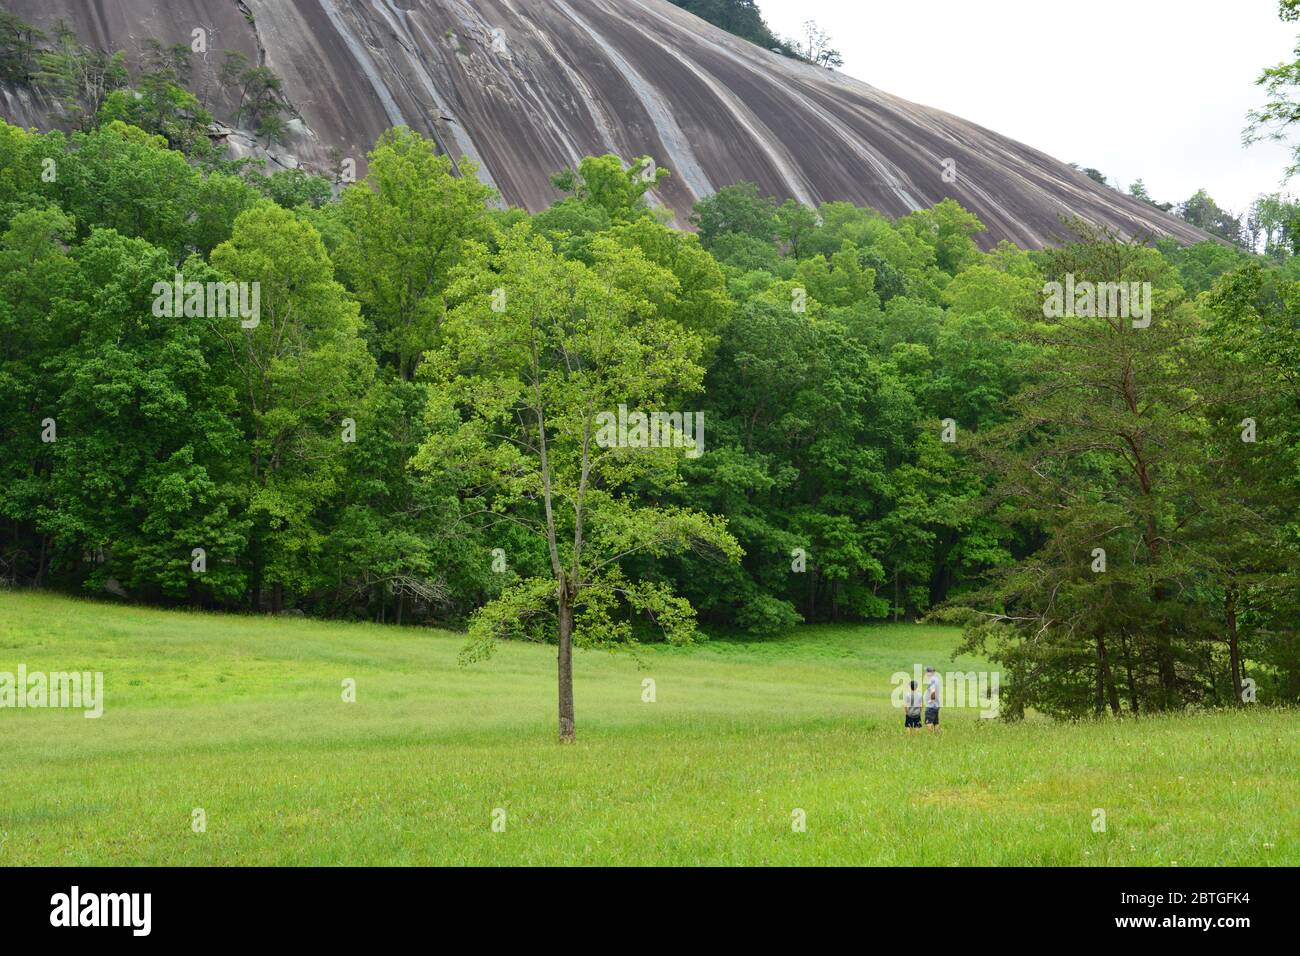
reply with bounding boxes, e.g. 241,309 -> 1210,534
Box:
0,590 -> 1294,865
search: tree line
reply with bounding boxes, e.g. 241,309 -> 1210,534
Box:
2,22 -> 1298,730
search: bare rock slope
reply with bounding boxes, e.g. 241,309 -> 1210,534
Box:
2,0 -> 1209,247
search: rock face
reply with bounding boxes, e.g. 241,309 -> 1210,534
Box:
1,0 -> 1210,247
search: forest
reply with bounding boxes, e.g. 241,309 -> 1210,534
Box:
1,13 -> 1298,722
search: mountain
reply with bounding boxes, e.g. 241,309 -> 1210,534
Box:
0,0 -> 1210,247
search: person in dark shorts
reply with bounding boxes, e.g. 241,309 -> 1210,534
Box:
925,665 -> 941,730
904,679 -> 922,731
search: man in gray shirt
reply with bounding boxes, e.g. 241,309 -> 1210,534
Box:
925,665 -> 941,731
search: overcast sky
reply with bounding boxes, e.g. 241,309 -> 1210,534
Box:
759,0 -> 1297,214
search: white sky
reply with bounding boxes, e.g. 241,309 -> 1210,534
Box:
759,0 -> 1298,214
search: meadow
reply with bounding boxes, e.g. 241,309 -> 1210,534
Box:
0,590 -> 1294,866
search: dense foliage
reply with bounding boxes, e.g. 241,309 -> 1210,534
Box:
666,1 -> 795,57
2,113 -> 1297,718
2,11 -> 1299,723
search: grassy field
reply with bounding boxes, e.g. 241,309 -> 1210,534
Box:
0,590 -> 1294,866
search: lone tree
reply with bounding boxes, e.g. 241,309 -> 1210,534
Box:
790,20 -> 843,69
414,223 -> 740,741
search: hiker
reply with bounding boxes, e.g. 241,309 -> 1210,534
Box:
925,665 -> 941,731
904,679 -> 923,731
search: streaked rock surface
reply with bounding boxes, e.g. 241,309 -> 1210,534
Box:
1,0 -> 1210,247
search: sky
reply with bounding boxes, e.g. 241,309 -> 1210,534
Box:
758,0 -> 1298,214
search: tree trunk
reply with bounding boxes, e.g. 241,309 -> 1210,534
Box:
1225,586 -> 1243,705
1120,629 -> 1140,716
929,537 -> 952,608
1094,653 -> 1104,718
272,582 -> 284,614
1143,515 -> 1176,705
1127,403 -> 1174,707
250,537 -> 263,612
33,534 -> 49,587
557,582 -> 576,743
893,566 -> 900,623
1096,630 -> 1121,716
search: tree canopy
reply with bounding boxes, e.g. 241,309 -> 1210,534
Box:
2,13 -> 1298,736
